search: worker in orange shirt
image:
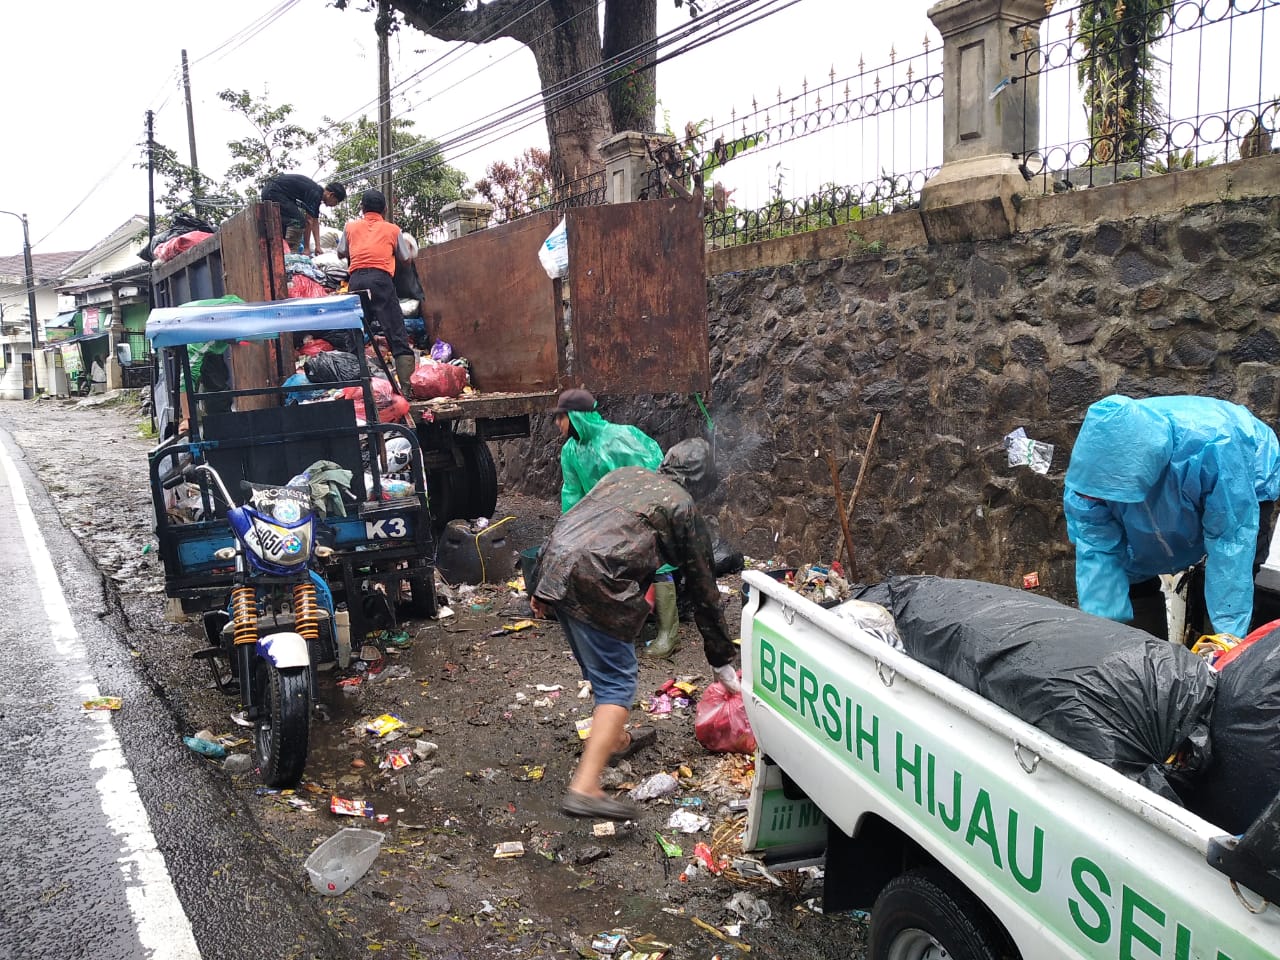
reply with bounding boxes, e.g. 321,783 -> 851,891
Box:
337,189 -> 417,391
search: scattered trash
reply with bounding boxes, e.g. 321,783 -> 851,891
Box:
379,748 -> 414,771
690,915 -> 749,952
592,821 -> 617,837
1022,571 -> 1040,590
577,680 -> 593,699
183,736 -> 227,759
412,739 -> 438,761
535,683 -> 563,692
229,710 -> 254,727
666,809 -> 711,834
1004,427 -> 1054,475
692,841 -> 728,875
433,605 -> 454,620
591,932 -> 624,955
489,619 -> 535,636
576,845 -> 611,865
648,694 -> 673,716
330,795 -> 375,818
222,754 -> 254,775
359,644 -> 383,662
493,841 -> 526,859
82,696 -> 122,711
365,714 -> 404,737
802,898 -> 823,913
575,717 -> 593,740
726,891 -> 772,923
514,765 -> 545,782
631,773 -> 680,801
655,833 -> 683,858
305,827 -> 383,896
367,628 -> 411,648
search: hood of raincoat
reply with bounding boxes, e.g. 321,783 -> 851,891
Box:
659,438 -> 717,501
1065,395 -> 1173,503
566,408 -> 607,443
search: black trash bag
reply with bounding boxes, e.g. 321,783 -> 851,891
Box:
854,576 -> 1217,803
303,350 -> 362,384
712,538 -> 744,576
1189,625 -> 1280,833
394,257 -> 425,302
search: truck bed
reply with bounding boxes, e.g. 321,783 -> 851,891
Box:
408,390 -> 556,423
738,570 -> 1280,960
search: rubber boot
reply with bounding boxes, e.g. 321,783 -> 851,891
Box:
645,580 -> 681,657
394,353 -> 416,397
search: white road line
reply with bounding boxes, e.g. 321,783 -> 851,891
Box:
0,439 -> 201,960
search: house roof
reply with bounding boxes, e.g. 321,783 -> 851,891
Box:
60,215 -> 148,278
0,249 -> 88,282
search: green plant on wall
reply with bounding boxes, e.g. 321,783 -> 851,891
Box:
1075,0 -> 1168,163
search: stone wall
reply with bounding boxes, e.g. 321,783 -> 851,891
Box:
496,154 -> 1280,606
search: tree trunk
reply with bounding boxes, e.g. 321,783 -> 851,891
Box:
603,0 -> 657,134
390,0 -> 614,186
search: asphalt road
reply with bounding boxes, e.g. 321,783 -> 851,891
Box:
0,420 -> 342,960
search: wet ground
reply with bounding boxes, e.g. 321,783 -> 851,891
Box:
1,394 -> 868,960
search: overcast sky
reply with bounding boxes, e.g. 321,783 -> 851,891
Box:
0,0 -> 939,255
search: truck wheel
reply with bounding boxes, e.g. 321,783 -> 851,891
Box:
459,437 -> 497,520
869,869 -> 1008,960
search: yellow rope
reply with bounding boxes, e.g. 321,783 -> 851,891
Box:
473,515 -> 516,584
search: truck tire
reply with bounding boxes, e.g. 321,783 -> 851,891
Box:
869,868 -> 1010,960
459,437 -> 497,521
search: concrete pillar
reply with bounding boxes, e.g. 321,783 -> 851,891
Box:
107,285 -> 125,390
440,201 -> 494,239
599,131 -> 673,203
920,0 -> 1044,242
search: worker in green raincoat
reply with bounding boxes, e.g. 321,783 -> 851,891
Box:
551,389 -> 681,656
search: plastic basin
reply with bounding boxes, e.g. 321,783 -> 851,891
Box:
305,828 -> 384,896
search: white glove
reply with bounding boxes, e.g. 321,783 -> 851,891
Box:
715,663 -> 742,694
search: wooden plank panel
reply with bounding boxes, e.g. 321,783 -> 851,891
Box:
567,197 -> 709,396
221,205 -> 282,407
415,212 -> 561,394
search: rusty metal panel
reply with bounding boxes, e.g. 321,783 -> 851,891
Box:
566,197 -> 709,396
415,211 -> 561,394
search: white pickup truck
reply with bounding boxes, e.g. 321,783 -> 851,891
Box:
737,569 -> 1280,960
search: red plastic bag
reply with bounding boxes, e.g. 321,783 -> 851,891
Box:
694,679 -> 756,754
297,337 -> 334,356
153,230 -> 213,263
409,359 -> 466,400
339,378 -> 409,423
288,274 -> 329,299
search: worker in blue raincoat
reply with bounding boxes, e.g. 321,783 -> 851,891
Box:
1064,394 -> 1280,640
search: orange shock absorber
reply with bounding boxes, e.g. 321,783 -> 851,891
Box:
294,581 -> 319,641
231,586 -> 259,645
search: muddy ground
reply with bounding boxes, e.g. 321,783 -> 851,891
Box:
2,394 -> 868,960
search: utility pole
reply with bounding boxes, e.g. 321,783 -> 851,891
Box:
376,0 -> 394,211
0,208 -> 42,396
146,110 -> 156,254
181,50 -> 203,219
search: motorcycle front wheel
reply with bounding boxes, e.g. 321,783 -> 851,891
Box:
253,661 -> 310,787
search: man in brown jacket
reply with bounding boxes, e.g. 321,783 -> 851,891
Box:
530,438 -> 740,820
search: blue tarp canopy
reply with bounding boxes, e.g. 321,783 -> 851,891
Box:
145,295 -> 364,347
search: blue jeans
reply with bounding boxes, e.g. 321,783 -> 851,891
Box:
558,610 -> 638,708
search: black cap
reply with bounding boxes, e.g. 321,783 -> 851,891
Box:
360,189 -> 387,214
551,388 -> 595,415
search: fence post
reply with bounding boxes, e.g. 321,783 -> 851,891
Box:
440,201 -> 494,239
920,0 -> 1043,242
599,131 -> 672,203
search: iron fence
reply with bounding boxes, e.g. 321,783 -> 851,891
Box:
491,169 -> 607,225
1016,0 -> 1280,191
641,44 -> 943,248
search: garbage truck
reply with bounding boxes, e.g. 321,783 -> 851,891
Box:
737,569 -> 1280,960
149,197 -> 711,528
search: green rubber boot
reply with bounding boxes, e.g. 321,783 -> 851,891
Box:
645,580 -> 681,658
